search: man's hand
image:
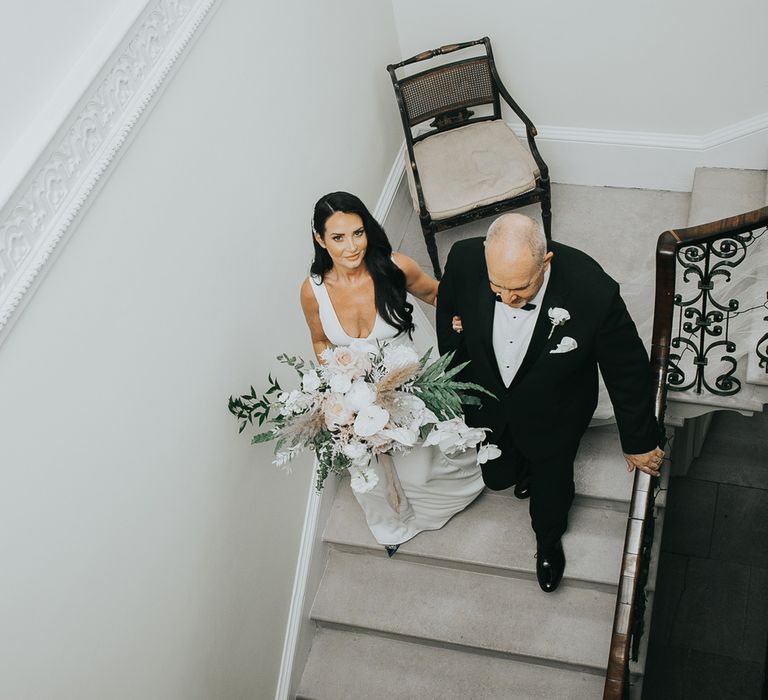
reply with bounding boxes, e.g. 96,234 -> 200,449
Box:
624,447 -> 664,477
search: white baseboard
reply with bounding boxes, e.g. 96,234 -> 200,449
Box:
273,472 -> 338,700
0,0 -> 222,348
511,113 -> 768,191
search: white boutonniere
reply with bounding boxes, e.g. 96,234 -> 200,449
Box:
550,336 -> 578,354
547,307 -> 570,339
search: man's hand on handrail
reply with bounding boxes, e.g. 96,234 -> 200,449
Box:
624,446 -> 665,478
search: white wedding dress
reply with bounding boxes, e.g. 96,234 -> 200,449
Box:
309,276 -> 485,545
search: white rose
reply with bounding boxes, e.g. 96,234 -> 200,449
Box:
279,389 -> 310,415
348,339 -> 377,362
477,443 -> 502,465
301,370 -> 321,393
344,379 -> 377,413
323,394 -> 354,428
328,342 -> 374,378
548,307 -> 570,326
342,441 -> 369,464
349,464 -> 379,493
329,373 -> 352,394
353,404 -> 390,437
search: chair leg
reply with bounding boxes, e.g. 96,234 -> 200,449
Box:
540,178 -> 553,240
423,228 -> 442,280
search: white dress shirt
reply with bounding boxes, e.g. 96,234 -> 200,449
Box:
492,267 -> 551,387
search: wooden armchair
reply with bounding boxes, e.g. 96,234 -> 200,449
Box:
387,37 -> 551,278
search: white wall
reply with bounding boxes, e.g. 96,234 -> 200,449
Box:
0,1 -> 402,698
0,0 -> 148,206
391,0 -> 768,134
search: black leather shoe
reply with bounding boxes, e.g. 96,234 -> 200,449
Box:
384,545 -> 399,558
513,479 -> 531,499
536,540 -> 565,593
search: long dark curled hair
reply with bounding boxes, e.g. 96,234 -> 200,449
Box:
311,191 -> 414,337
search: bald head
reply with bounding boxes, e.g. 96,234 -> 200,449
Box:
484,214 -> 552,308
485,214 -> 546,266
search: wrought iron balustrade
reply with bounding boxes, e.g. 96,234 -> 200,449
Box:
603,205 -> 768,700
667,224 -> 768,396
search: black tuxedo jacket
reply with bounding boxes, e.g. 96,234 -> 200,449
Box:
436,238 -> 660,460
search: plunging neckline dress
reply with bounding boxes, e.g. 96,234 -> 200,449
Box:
309,275 -> 485,545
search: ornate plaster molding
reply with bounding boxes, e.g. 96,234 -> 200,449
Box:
0,0 -> 220,344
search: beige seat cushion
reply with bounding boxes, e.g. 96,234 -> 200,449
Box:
405,120 -> 540,221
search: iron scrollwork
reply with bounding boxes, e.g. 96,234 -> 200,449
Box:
668,227 -> 766,395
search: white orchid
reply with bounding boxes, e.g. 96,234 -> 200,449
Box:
379,426 -> 419,447
477,443 -> 502,464
353,404 -> 390,437
424,418 -> 492,456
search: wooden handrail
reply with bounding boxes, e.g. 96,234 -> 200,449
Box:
603,205 -> 768,698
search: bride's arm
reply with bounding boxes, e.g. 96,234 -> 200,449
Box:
300,278 -> 331,361
393,252 -> 439,306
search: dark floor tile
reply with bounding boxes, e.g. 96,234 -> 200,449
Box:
708,410 -> 768,444
688,448 -> 768,489
669,557 -> 750,657
683,649 -> 764,699
710,484 -> 768,568
648,552 -> 688,644
643,645 -> 764,700
662,477 -> 717,557
642,643 -> 686,699
742,566 -> 768,663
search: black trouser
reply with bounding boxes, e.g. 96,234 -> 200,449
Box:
481,427 -> 578,551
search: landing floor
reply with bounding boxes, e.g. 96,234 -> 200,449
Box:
643,410 -> 768,699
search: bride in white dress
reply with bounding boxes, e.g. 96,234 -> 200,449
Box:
300,191 -> 485,554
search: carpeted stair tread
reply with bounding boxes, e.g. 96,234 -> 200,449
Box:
687,167 -> 767,227
310,550 -> 615,672
296,627 -> 604,699
324,480 -> 626,587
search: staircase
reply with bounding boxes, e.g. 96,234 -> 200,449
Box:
291,168 -> 768,699
298,425 -> 641,699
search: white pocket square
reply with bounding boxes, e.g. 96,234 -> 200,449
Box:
550,336 -> 578,354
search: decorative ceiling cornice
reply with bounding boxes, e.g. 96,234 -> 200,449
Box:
0,0 -> 221,345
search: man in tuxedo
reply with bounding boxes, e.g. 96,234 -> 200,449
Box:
436,213 -> 663,593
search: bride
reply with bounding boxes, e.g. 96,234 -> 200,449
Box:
300,191 -> 485,555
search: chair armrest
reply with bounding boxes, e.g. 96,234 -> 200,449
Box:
492,70 -> 549,179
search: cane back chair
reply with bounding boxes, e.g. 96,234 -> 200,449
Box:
387,37 -> 551,278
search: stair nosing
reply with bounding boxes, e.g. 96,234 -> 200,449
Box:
321,539 -> 621,594
312,619 -> 610,677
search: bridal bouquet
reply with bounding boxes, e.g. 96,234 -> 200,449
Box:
228,340 -> 499,492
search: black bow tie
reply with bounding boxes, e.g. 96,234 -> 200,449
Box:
494,293 -> 536,311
